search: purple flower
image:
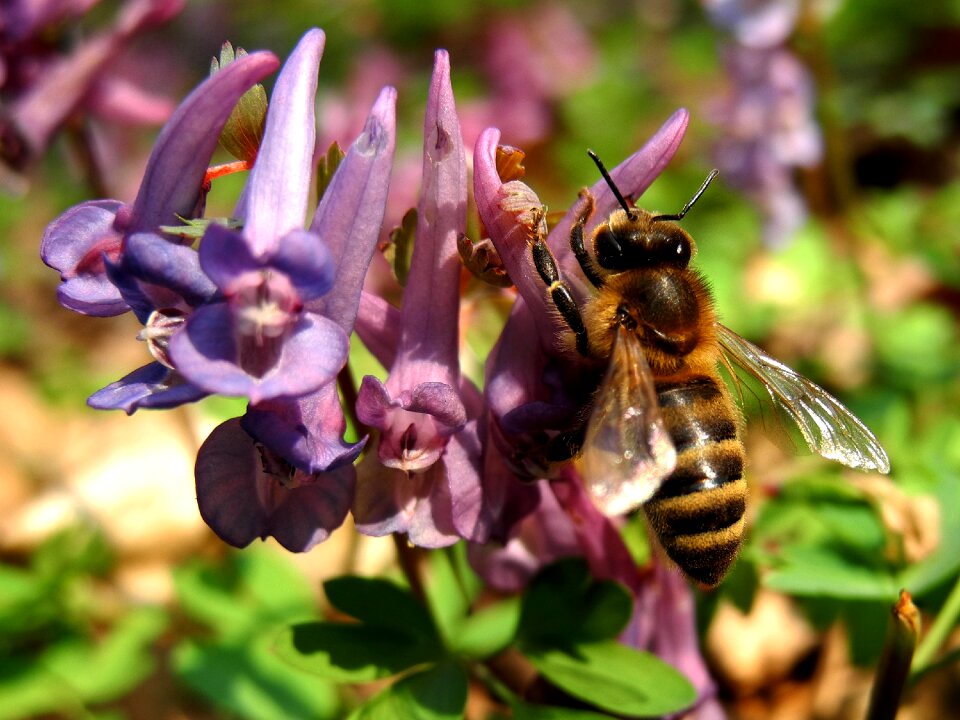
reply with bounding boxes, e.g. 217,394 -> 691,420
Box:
355,50 -> 467,472
702,0 -> 800,48
194,418 -> 354,552
194,83 -> 397,550
239,84 -> 397,474
167,29 -> 349,405
709,44 -> 822,246
41,47 -> 281,413
349,51 -> 496,547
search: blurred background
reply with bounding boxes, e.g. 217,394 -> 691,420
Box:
1,0 -> 959,717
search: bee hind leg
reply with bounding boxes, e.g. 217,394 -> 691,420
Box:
529,221 -> 591,357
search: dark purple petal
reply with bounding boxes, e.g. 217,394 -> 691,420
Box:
243,383 -> 366,473
197,223 -> 260,290
307,86 -> 396,331
168,304 -> 347,403
40,200 -> 128,316
195,418 -> 355,551
195,418 -> 271,548
268,229 -> 335,301
267,463 -> 355,552
122,231 -> 218,305
243,28 -> 324,258
87,361 -> 207,414
128,50 -> 280,232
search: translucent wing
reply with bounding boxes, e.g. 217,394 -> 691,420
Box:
581,326 -> 677,515
716,324 -> 890,474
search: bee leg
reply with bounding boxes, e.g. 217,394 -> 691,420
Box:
529,224 -> 591,357
570,190 -> 605,289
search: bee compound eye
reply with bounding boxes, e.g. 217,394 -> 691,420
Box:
594,227 -> 623,268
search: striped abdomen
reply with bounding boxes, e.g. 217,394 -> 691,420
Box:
644,375 -> 746,587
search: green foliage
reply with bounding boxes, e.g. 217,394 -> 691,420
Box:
348,661 -> 468,720
272,557 -> 696,718
516,559 -> 633,646
523,641 -> 696,718
172,546 -> 339,719
0,526 -> 166,719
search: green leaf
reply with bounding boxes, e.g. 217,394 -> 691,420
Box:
511,701 -> 613,720
764,545 -> 899,600
274,622 -> 443,682
423,548 -> 471,644
519,559 -> 633,645
324,575 -> 437,641
174,636 -> 338,720
174,547 -> 317,639
383,208 -> 417,286
351,660 -> 468,720
523,640 -> 696,718
449,596 -> 521,659
0,607 -> 168,718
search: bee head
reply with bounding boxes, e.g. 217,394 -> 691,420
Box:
586,150 -> 716,273
593,211 -> 694,270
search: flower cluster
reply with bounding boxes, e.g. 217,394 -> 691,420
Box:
42,29 -> 721,716
1,0 -> 183,189
701,0 -> 823,246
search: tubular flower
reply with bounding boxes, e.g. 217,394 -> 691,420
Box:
40,48 -> 281,412
239,85 -> 397,475
355,50 -> 468,473
168,29 -> 349,405
351,51 -> 490,547
193,71 -> 398,551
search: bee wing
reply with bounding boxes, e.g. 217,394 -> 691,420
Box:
581,326 -> 677,515
716,324 -> 890,474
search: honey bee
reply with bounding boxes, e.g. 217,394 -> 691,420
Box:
529,151 -> 890,587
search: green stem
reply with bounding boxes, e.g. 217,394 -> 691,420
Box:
912,571 -> 960,674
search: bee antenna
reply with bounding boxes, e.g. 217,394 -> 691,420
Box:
587,149 -> 633,214
652,169 -> 719,222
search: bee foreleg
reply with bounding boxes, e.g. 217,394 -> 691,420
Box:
530,234 -> 590,357
570,190 -> 605,288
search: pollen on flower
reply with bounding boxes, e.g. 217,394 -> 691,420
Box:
230,273 -> 302,343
